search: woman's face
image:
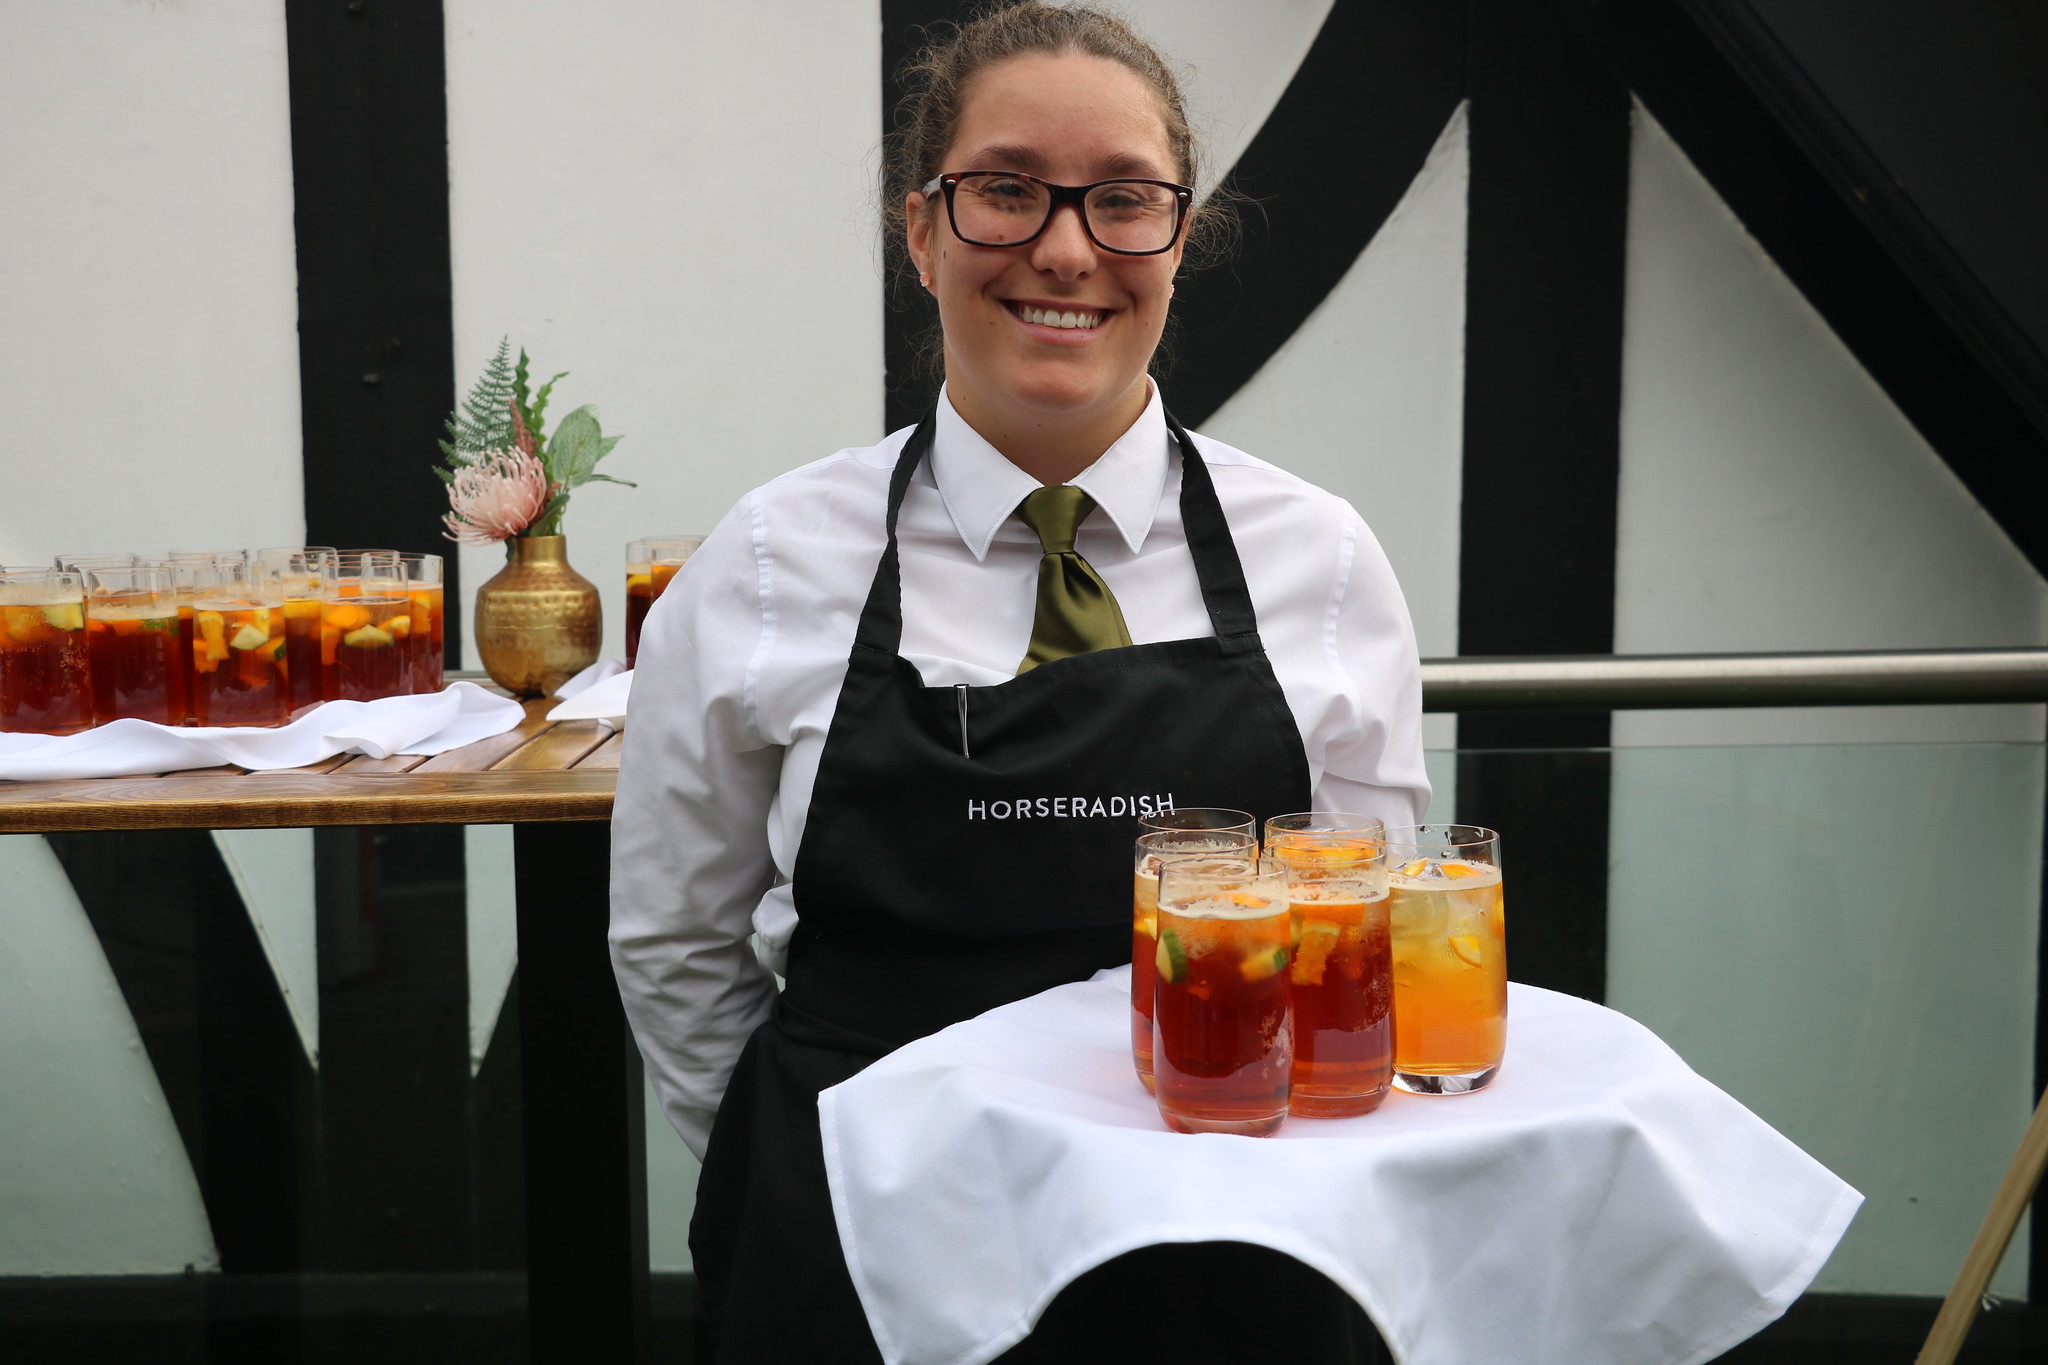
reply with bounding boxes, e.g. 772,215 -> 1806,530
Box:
907,52 -> 1186,445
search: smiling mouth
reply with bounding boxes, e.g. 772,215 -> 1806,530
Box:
1008,302 -> 1107,330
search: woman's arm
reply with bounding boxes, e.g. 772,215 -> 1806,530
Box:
610,499 -> 781,1159
1316,509 -> 1432,830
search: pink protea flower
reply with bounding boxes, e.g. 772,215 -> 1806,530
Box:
443,448 -> 555,545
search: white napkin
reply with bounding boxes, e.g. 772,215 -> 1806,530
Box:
819,970 -> 1862,1365
0,683 -> 525,781
547,663 -> 632,728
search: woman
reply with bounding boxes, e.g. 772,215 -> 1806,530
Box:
612,4 -> 1427,1359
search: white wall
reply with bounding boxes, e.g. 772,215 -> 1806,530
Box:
0,0 -> 297,1278
0,0 -> 304,564
444,0 -> 886,667
1612,108 -> 2048,748
1206,104 -> 1469,760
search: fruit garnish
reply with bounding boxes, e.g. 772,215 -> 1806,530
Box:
228,624 -> 270,651
1291,922 -> 1340,985
325,604 -> 371,631
1440,862 -> 1481,880
1239,944 -> 1289,982
1398,859 -> 1429,878
1156,929 -> 1187,985
386,615 -> 411,639
1448,934 -> 1484,967
39,604 -> 84,632
343,625 -> 395,649
1136,915 -> 1157,940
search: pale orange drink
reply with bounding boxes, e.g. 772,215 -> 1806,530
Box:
1386,825 -> 1505,1094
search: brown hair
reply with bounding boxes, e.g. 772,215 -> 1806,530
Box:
882,3 -> 1240,381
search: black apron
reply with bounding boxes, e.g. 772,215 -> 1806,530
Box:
689,412 -> 1382,1362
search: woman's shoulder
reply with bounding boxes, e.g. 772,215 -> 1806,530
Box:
1177,426 -> 1364,533
744,426 -> 915,510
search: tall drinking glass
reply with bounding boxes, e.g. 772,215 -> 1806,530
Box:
1153,855 -> 1293,1137
256,548 -> 337,713
0,568 -> 92,735
83,563 -> 182,725
327,552 -> 408,700
401,552 -> 445,693
625,536 -> 704,666
167,551 -> 246,724
190,563 -> 289,727
1266,813 -> 1390,1117
1131,827 -> 1257,1091
1385,825 -> 1507,1094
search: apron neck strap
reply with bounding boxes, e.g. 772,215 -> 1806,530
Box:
853,406 -> 1262,657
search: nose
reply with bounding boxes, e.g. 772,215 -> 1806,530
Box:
1027,202 -> 1098,279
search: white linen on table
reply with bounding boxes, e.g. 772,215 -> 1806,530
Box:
818,970 -> 1861,1365
547,662 -> 631,727
0,682 -> 524,781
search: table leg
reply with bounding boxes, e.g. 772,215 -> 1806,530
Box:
515,821 -> 648,1363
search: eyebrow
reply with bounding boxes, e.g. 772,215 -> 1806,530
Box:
962,143 -> 1170,180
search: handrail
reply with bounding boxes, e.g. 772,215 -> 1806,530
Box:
1419,648 -> 2048,711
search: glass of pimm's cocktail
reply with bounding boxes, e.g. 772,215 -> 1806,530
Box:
1153,854 -> 1293,1137
1385,825 -> 1507,1095
1266,813 -> 1391,1117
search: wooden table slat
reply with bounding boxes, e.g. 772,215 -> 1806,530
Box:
0,769 -> 614,832
494,720 -> 613,772
573,732 -> 625,770
247,753 -> 354,776
331,752 -> 433,775
410,698 -> 559,773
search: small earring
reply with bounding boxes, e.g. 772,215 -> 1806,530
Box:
919,272 -> 932,289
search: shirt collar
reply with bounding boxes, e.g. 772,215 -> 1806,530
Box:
929,383 -> 1170,562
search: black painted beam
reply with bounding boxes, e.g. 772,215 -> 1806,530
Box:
514,823 -> 648,1364
1161,0 -> 1466,427
1568,0 -> 2048,577
1454,2 -> 1632,1006
284,0 -> 460,660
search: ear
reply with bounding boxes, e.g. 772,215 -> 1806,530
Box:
906,191 -> 935,280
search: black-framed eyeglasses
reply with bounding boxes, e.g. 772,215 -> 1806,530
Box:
921,170 -> 1194,256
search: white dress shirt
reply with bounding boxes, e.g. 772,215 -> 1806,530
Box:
611,384 -> 1430,1156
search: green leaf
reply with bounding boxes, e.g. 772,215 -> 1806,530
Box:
529,371 -> 567,444
440,336 -> 518,473
579,473 -> 638,488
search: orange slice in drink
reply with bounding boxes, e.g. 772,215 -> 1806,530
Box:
1448,934 -> 1485,967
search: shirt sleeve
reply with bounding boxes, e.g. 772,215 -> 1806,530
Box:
1315,508 -> 1432,830
610,496 -> 782,1159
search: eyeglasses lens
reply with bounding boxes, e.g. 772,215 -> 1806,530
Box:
951,174 -> 1180,253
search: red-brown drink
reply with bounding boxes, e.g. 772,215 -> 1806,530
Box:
1153,858 -> 1293,1137
1132,828 -> 1256,1093
625,537 -> 702,665
326,596 -> 412,700
408,584 -> 444,692
191,603 -> 289,726
0,578 -> 92,735
1285,877 -> 1393,1116
85,597 -> 182,725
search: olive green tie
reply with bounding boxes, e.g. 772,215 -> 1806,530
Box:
1015,485 -> 1133,674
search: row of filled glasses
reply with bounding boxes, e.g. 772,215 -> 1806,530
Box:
624,536 -> 704,667
0,548 -> 445,735
1133,811 -> 1507,1137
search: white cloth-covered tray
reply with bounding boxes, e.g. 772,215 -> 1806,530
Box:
819,968 -> 1861,1365
0,682 -> 523,781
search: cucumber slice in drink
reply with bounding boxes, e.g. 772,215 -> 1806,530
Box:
1239,944 -> 1289,982
39,604 -> 84,632
342,625 -> 395,649
228,624 -> 269,651
1156,929 -> 1186,985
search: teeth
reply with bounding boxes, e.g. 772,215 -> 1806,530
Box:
1020,305 -> 1101,330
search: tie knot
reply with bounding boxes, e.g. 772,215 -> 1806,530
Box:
1016,485 -> 1097,556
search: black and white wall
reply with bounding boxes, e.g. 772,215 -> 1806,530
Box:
2,0 -> 2044,1310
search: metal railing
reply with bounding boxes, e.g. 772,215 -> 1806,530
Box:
1418,648 -> 2048,711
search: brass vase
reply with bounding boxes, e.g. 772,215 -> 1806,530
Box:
472,535 -> 601,697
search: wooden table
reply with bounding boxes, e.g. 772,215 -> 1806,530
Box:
0,693 -> 646,1364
